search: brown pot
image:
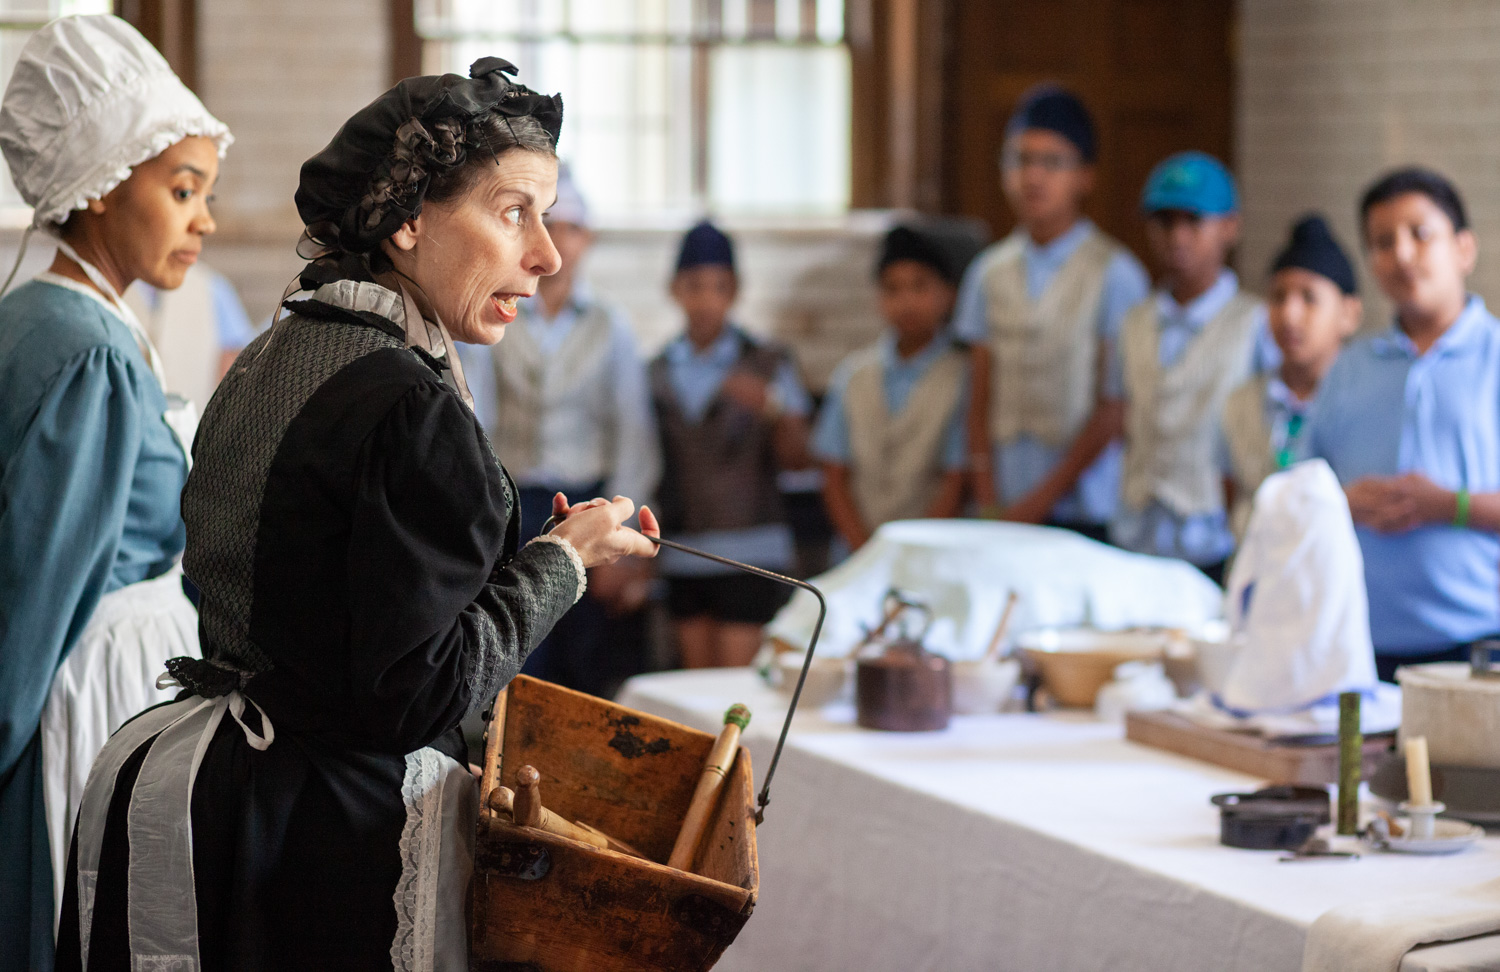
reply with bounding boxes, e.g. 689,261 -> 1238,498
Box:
856,639 -> 953,731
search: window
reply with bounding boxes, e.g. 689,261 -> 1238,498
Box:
415,0 -> 851,222
0,1 -> 112,222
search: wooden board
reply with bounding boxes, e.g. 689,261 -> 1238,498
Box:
1125,710 -> 1395,785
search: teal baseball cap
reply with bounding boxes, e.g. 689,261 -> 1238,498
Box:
1141,151 -> 1238,216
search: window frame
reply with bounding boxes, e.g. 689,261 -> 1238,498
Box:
399,0 -> 856,226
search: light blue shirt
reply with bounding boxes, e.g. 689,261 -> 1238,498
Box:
656,325 -> 812,577
1110,270 -> 1277,567
662,326 -> 811,422
1306,295 -> 1500,653
811,332 -> 968,471
951,219 -> 1151,523
459,282 -> 661,505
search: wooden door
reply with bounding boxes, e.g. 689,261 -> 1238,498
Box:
944,0 -> 1236,270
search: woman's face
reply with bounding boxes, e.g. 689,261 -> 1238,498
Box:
386,150 -> 562,345
87,135 -> 219,290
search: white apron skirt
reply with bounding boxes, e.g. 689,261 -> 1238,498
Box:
39,566 -> 200,925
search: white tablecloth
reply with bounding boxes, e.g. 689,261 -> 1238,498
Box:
618,669 -> 1500,972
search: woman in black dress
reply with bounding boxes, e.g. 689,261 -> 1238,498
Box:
57,58 -> 657,971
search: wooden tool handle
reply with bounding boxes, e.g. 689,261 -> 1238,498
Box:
514,764 -> 543,829
982,591 -> 1022,663
668,704 -> 750,872
478,687 -> 508,818
496,767 -> 612,852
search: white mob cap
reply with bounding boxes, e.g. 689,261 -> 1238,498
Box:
0,14 -> 232,230
546,161 -> 590,229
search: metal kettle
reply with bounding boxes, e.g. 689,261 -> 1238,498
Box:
854,590 -> 952,732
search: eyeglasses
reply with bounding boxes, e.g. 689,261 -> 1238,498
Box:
1000,149 -> 1082,174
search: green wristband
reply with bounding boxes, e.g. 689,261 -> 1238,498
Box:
1455,489 -> 1471,528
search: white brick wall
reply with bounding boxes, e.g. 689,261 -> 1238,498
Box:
1238,0 -> 1500,327
194,0 -> 391,322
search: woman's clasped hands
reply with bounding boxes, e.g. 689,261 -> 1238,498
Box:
547,493 -> 660,567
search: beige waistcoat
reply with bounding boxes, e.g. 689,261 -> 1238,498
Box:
1221,375 -> 1277,539
844,342 -> 968,528
1120,292 -> 1262,517
982,226 -> 1122,447
486,302 -> 614,475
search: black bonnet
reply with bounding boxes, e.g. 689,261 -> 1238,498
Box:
295,57 -> 563,256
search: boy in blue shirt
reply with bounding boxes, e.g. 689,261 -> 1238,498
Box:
953,85 -> 1150,540
1305,168 -> 1500,679
815,225 -> 973,555
1111,152 -> 1275,582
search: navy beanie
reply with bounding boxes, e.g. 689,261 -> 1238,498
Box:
675,220 -> 735,273
877,223 -> 984,287
1271,214 -> 1358,296
1006,85 -> 1096,163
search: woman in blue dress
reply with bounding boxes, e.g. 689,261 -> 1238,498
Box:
0,15 -> 231,969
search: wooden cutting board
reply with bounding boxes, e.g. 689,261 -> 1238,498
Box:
1125,710 -> 1395,784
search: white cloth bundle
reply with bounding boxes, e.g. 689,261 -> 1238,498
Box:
1208,459 -> 1398,733
765,519 -> 1224,659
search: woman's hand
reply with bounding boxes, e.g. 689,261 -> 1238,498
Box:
548,494 -> 660,568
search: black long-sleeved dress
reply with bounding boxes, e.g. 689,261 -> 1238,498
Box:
55,278 -> 584,971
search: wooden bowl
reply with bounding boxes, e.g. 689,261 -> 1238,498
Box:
1016,628 -> 1172,709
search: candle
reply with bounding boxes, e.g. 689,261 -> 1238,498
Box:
1405,735 -> 1433,806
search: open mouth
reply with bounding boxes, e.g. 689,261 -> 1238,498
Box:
491,293 -> 522,321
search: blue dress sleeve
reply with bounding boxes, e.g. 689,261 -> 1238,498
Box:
0,347 -> 145,778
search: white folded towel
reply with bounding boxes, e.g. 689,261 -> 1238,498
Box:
1303,878 -> 1500,972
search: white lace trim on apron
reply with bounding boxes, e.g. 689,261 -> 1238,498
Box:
391,747 -> 476,972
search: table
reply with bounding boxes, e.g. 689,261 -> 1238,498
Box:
618,669 -> 1500,972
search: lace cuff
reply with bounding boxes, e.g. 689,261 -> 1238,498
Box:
525,534 -> 587,604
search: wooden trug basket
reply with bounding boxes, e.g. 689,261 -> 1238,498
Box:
471,675 -> 759,972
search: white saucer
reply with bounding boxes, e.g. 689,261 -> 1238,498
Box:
1370,817 -> 1484,855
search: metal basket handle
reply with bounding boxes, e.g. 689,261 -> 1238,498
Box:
643,535 -> 826,827
538,514 -> 827,825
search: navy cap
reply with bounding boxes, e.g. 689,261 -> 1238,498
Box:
877,222 -> 985,287
675,220 -> 735,273
1141,151 -> 1238,216
1271,214 -> 1357,296
1006,85 -> 1097,163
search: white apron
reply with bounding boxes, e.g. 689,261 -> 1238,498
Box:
39,566 -> 199,922
35,241 -> 203,925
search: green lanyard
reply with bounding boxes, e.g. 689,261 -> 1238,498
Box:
1276,413 -> 1305,469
